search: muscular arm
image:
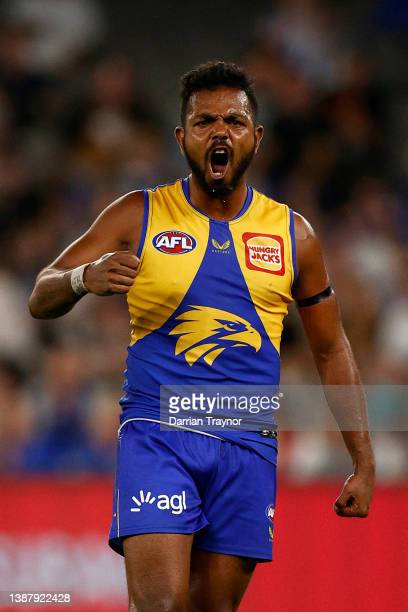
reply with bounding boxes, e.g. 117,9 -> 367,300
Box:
293,213 -> 375,517
29,191 -> 144,319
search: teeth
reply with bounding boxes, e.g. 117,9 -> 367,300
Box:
210,147 -> 229,177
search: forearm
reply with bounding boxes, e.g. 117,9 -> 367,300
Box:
29,267 -> 82,319
295,213 -> 374,515
314,334 -> 375,475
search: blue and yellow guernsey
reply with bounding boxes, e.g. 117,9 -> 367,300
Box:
120,177 -> 297,464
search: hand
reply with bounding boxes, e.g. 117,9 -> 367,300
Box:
83,251 -> 139,296
334,472 -> 374,518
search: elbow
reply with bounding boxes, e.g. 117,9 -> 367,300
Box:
28,286 -> 50,319
313,334 -> 353,373
316,343 -> 340,361
29,307 -> 44,320
313,334 -> 349,363
28,293 -> 44,319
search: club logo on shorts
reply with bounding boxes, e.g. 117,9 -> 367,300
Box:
266,504 -> 275,521
266,503 -> 275,542
242,233 -> 285,275
153,230 -> 196,254
130,489 -> 187,515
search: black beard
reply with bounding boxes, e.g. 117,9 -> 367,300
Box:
183,143 -> 256,198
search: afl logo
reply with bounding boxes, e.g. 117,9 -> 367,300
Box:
153,231 -> 196,254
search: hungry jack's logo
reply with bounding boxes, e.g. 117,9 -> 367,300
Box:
242,232 -> 285,275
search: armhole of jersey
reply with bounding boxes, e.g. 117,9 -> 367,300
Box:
289,207 -> 298,286
136,189 -> 150,260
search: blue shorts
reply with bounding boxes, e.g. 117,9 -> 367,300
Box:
108,419 -> 277,561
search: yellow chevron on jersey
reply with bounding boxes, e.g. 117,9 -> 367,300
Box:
229,191 -> 294,354
128,181 -> 210,345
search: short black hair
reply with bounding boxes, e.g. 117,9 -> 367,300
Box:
180,60 -> 258,124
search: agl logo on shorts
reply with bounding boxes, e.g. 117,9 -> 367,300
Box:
153,231 -> 196,254
130,489 -> 187,515
242,232 -> 285,275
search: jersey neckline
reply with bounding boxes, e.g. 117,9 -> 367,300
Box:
180,176 -> 254,224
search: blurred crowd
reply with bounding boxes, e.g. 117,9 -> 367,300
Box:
0,0 -> 407,480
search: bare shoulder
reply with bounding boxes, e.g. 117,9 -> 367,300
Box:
292,211 -> 329,298
41,190 -> 146,272
89,190 -> 145,251
294,211 -> 315,242
293,211 -> 322,264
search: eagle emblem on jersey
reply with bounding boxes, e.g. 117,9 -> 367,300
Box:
169,305 -> 262,366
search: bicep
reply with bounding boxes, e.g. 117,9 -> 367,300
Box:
293,212 -> 345,353
298,294 -> 345,357
47,191 -> 144,272
292,212 -> 329,301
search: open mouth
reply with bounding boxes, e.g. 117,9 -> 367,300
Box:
209,147 -> 230,180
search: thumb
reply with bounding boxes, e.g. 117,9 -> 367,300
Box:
334,475 -> 354,515
334,490 -> 350,512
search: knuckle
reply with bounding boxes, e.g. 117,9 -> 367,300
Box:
126,253 -> 139,263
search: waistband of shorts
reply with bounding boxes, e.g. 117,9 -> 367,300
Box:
118,417 -> 224,440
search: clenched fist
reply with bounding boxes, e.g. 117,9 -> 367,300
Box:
334,472 -> 374,518
84,251 -> 140,295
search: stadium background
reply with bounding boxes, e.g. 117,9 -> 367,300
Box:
0,0 -> 407,610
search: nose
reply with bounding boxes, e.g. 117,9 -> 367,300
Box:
211,116 -> 229,141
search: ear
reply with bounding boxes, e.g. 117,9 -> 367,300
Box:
174,126 -> 185,156
254,125 -> 264,154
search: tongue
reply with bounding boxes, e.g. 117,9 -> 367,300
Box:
212,163 -> 227,175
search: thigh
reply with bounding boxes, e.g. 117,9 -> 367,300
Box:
109,420 -> 209,556
194,442 -> 277,561
189,549 -> 257,612
124,533 -> 193,611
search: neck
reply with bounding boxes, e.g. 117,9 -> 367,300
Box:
188,174 -> 248,221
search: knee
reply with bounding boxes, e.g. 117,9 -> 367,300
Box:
129,588 -> 187,612
189,595 -> 240,612
190,603 -> 239,612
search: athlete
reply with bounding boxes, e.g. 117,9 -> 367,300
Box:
29,61 -> 375,611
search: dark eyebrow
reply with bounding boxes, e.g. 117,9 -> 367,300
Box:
225,112 -> 247,121
192,112 -> 248,121
193,113 -> 216,121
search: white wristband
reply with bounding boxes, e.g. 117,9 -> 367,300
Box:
70,264 -> 89,296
